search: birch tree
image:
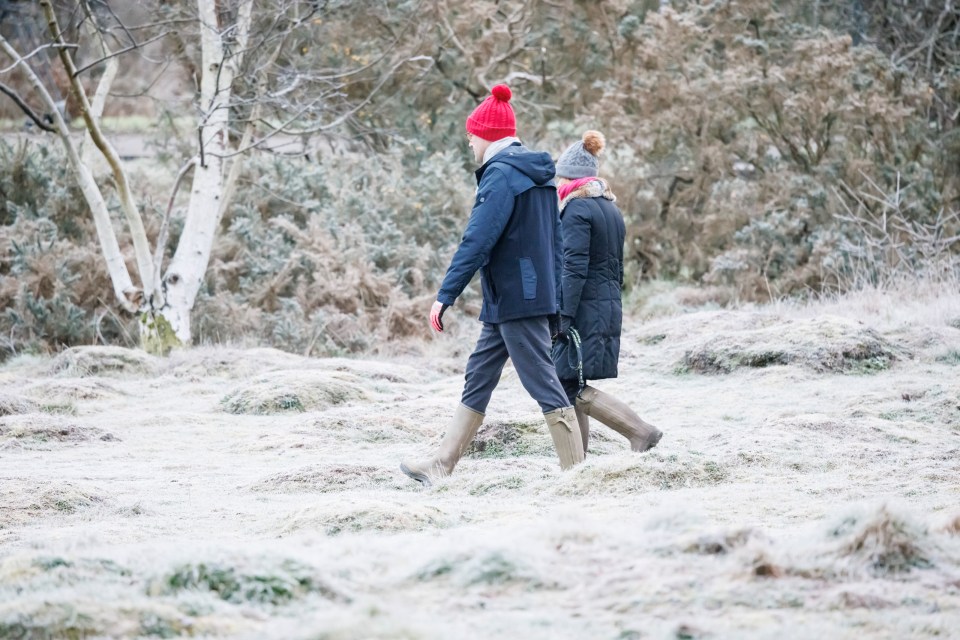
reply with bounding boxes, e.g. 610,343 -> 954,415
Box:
0,0 -> 422,352
157,0 -> 253,349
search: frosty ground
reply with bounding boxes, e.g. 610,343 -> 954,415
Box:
1,287 -> 958,639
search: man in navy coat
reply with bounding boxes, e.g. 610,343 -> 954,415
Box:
400,85 -> 584,487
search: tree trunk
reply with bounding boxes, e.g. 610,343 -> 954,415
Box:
40,0 -> 156,298
162,0 -> 252,344
79,13 -> 119,175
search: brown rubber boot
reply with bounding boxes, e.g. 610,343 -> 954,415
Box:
576,385 -> 662,452
575,404 -> 590,455
544,406 -> 585,470
400,403 -> 484,487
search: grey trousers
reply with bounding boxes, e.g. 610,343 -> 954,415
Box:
461,316 -> 570,414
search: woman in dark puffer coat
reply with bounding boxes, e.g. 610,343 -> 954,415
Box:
552,130 -> 663,454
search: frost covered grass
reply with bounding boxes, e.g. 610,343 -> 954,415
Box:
0,288 -> 958,638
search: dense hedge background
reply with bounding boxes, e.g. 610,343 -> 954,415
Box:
1,0 -> 957,358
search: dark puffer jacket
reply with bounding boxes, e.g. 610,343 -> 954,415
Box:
437,143 -> 562,323
552,181 -> 624,382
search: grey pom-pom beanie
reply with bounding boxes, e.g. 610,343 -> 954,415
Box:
555,130 -> 605,179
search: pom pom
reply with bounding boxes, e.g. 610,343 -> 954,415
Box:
491,84 -> 512,102
582,130 -> 605,156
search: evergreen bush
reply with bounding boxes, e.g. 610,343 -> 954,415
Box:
191,148 -> 473,353
0,141 -> 136,360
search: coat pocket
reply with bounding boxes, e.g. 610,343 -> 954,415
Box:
519,257 -> 537,300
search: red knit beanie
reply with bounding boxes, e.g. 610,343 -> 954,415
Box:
466,85 -> 516,141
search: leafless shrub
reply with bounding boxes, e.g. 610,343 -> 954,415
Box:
0,141 -> 144,360
4,1 -> 958,353
829,173 -> 960,290
833,0 -> 960,152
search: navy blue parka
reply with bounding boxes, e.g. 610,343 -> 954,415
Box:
552,192 -> 625,382
437,143 -> 562,323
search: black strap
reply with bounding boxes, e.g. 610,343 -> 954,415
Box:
566,326 -> 585,399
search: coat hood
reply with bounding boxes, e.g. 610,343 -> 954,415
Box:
476,143 -> 556,187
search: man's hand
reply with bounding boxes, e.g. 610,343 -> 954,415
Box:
430,301 -> 450,332
560,314 -> 573,335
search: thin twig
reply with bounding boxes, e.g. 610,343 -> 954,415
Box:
0,43 -> 78,74
0,82 -> 56,132
71,31 -> 170,77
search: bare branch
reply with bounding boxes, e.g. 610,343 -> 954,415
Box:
72,31 -> 170,77
252,55 -> 430,139
0,81 -> 56,132
220,23 -> 287,219
0,43 -> 78,74
108,56 -> 175,99
206,100 -> 321,158
93,0 -> 137,48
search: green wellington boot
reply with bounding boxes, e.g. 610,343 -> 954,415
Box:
544,406 -> 585,470
576,385 -> 662,452
400,403 -> 484,487
575,404 -> 590,455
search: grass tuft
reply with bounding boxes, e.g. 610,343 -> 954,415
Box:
413,549 -> 553,590
0,393 -> 38,416
820,504 -> 937,577
49,346 -> 157,377
0,415 -> 115,449
157,559 -> 343,606
679,316 -> 907,374
556,454 -> 730,496
221,370 -> 366,415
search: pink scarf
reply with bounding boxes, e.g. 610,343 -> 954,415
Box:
557,177 -> 596,203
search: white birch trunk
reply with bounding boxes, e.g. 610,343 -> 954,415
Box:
162,0 -> 253,344
79,22 -> 119,175
39,0 -> 155,300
